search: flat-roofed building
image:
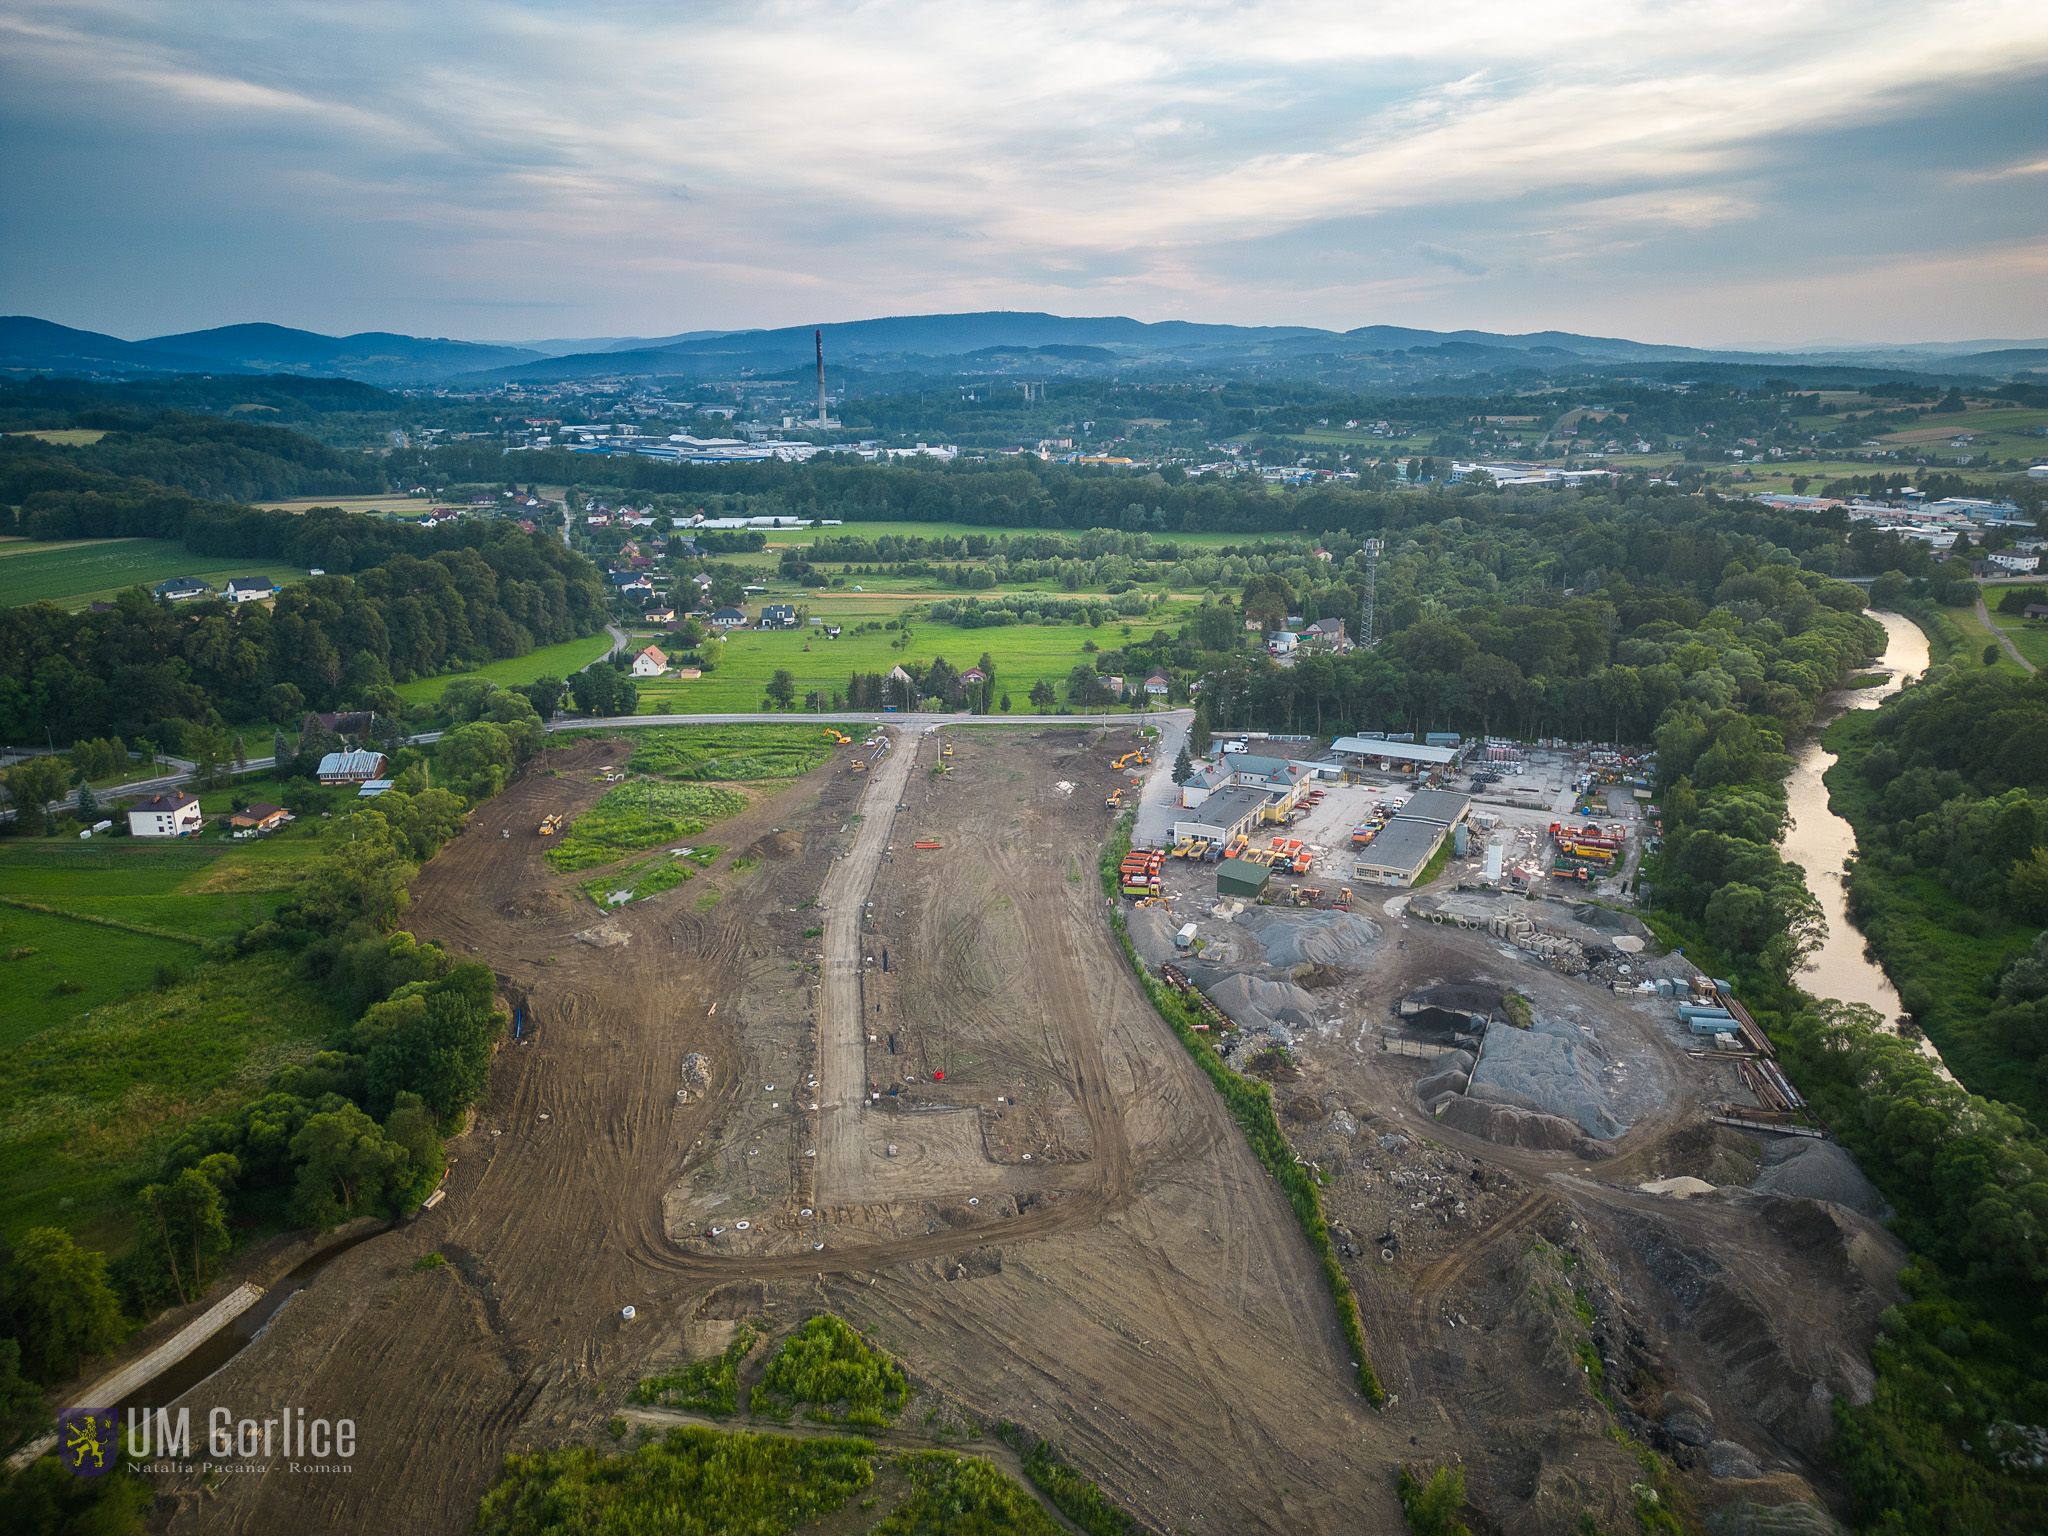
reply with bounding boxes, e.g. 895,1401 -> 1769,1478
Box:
1170,786 -> 1274,849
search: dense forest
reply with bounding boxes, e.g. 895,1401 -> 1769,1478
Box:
0,533 -> 607,745
1822,665 -> 2048,1121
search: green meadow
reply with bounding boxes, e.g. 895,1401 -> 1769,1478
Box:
393,630 -> 617,704
0,536 -> 301,610
0,826 -> 344,1248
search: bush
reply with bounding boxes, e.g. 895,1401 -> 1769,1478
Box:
630,1324 -> 758,1416
752,1315 -> 908,1427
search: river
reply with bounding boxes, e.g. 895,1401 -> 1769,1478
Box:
1778,609 -> 1947,1067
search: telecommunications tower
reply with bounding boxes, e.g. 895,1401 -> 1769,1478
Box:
1362,537 -> 1382,648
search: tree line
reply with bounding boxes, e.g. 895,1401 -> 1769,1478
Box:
0,683 -> 557,1462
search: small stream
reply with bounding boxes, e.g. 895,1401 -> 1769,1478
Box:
1778,609 -> 1947,1068
122,1224 -> 390,1411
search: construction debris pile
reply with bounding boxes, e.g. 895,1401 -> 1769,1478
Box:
1467,1014 -> 1632,1139
1751,1139 -> 1888,1219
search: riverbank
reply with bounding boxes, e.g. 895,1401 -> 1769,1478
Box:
1781,612 -> 1931,1018
1822,707 -> 2044,1125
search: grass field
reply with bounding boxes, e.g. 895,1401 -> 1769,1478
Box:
393,631 -> 616,705
1944,599 -> 2032,674
1878,407 -> 2048,459
634,615 -> 1162,713
0,537 -> 300,610
620,724 -> 841,780
760,520 -> 1308,550
5,428 -> 109,446
250,494 -> 429,517
0,950 -> 347,1249
1980,600 -> 2048,670
544,781 -> 749,871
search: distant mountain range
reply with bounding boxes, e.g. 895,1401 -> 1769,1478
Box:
4,311 -> 2044,388
0,316 -> 541,385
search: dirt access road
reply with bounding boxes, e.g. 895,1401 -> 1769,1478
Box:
159,728 -> 1394,1535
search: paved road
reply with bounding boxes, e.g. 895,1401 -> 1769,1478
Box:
1976,595 -> 2037,673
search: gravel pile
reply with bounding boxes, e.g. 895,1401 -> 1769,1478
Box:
1467,1015 -> 1629,1139
1435,1095 -> 1605,1155
1752,1139 -> 1887,1218
1206,973 -> 1319,1035
1231,906 -> 1380,968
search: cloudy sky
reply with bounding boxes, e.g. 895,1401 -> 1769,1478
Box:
3,0 -> 2046,347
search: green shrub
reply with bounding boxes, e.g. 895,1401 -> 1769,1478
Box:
630,1324 -> 757,1416
474,1426 -> 873,1536
752,1315 -> 908,1427
993,1426 -> 1138,1536
1396,1463 -> 1472,1536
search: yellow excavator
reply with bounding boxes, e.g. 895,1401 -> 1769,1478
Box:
538,813 -> 565,836
822,728 -> 852,745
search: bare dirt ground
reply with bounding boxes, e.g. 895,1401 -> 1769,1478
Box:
155,729 -> 1397,1535
1139,849 -> 1905,1532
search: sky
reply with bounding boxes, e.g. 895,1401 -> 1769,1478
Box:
3,0 -> 2046,349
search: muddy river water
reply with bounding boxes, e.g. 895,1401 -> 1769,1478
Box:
1778,609 -> 1946,1067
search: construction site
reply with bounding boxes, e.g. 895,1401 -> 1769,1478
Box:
150,724 -> 1902,1536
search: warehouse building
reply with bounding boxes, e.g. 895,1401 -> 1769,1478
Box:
1170,786 -> 1274,849
1352,789 -> 1473,887
1329,735 -> 1461,775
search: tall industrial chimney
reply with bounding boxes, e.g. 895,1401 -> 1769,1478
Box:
814,329 -> 827,426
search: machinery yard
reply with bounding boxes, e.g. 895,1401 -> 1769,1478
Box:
152,723 -> 1906,1536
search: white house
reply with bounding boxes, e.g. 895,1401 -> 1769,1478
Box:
128,790 -> 202,838
1987,551 -> 2041,574
224,578 -> 277,604
1143,671 -> 1171,697
1267,631 -> 1299,656
631,644 -> 668,677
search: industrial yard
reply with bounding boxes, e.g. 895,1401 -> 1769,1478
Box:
151,725 -> 1904,1536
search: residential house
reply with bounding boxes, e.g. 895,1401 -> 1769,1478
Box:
1143,672 -> 1170,697
1101,674 -> 1126,697
153,576 -> 213,602
310,710 -> 379,739
608,572 -> 653,596
631,645 -> 668,677
1987,551 -> 2041,575
317,748 -> 389,784
710,607 -> 747,628
129,790 -> 202,838
644,607 -> 677,626
2023,604 -> 2048,621
759,603 -> 798,628
1267,631 -> 1299,657
824,625 -> 842,639
228,803 -> 290,836
1304,617 -> 1351,651
224,577 -> 277,604
960,667 -> 987,686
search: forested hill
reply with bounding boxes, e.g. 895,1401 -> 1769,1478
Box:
2,410 -> 385,505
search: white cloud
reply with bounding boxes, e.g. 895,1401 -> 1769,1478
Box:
2,0 -> 2045,339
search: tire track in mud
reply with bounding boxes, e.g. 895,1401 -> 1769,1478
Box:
167,735 -> 1396,1536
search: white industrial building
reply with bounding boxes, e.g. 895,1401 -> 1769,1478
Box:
1352,789 -> 1473,886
